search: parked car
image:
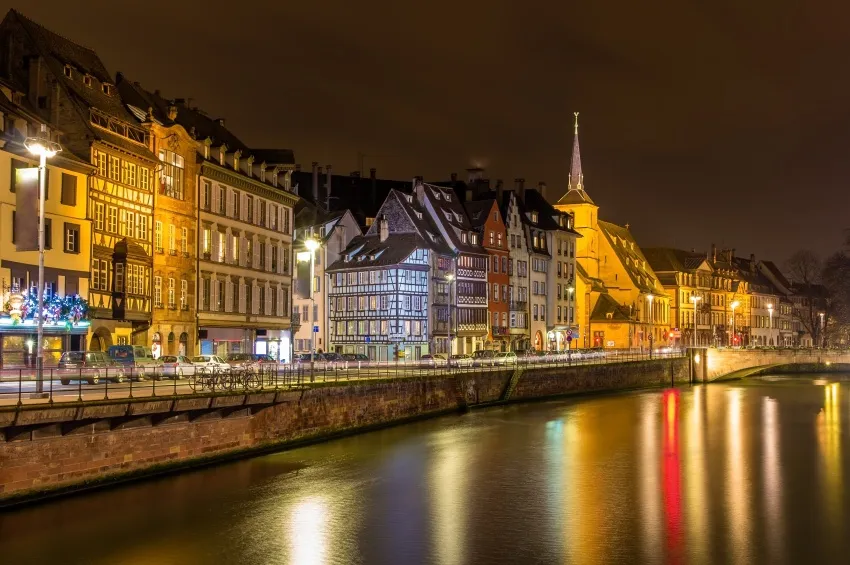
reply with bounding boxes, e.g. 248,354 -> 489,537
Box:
420,354 -> 448,367
342,353 -> 369,362
449,354 -> 473,368
190,355 -> 231,372
107,345 -> 161,380
225,353 -> 259,371
322,352 -> 343,362
472,350 -> 496,367
494,351 -> 518,365
58,351 -> 125,385
159,355 -> 196,378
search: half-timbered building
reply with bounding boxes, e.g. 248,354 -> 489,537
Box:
326,189 -> 452,360
416,181 -> 488,354
0,11 -> 158,349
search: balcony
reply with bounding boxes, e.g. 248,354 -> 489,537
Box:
492,325 -> 509,336
169,249 -> 177,256
291,311 -> 301,331
509,301 -> 528,312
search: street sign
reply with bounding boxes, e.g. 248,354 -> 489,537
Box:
313,325 -> 319,333
567,329 -> 573,338
566,335 -> 573,342
365,336 -> 371,343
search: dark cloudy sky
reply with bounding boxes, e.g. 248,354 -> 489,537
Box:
7,1 -> 848,263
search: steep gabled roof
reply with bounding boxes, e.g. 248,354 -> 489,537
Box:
420,182 -> 487,256
462,199 -> 494,230
643,247 -> 712,275
598,220 -> 664,295
325,233 -> 426,272
6,11 -> 156,160
590,293 -> 633,322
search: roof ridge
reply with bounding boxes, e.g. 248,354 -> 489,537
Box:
12,10 -> 101,55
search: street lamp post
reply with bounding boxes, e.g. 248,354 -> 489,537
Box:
567,285 -> 574,351
24,126 -> 61,397
730,300 -> 740,347
446,273 -> 455,356
819,312 -> 825,348
690,295 -> 702,347
304,237 -> 320,381
767,303 -> 773,347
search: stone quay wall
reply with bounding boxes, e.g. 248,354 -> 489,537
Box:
0,359 -> 688,506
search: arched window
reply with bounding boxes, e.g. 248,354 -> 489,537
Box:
179,332 -> 189,356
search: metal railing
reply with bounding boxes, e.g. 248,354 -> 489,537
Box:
0,349 -> 688,407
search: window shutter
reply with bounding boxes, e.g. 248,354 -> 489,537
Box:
239,281 -> 246,313
199,278 -> 205,310
265,284 -> 272,315
225,279 -> 233,312
265,243 -> 272,272
209,280 -> 217,312
61,173 -> 77,206
211,184 -> 219,214
252,236 -> 259,269
252,283 -> 258,314
210,227 -> 218,261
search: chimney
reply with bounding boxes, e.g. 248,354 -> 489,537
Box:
467,167 -> 484,184
295,164 -> 301,172
311,162 -> 319,203
379,215 -> 389,242
515,178 -> 525,190
350,171 -> 361,178
496,179 -> 504,205
711,243 -> 717,262
326,165 -> 332,203
466,187 -> 473,202
216,118 -> 225,127
538,181 -> 547,200
370,168 -> 377,209
750,253 -> 756,272
167,104 -> 177,121
450,172 -> 458,183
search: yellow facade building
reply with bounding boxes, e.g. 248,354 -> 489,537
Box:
555,115 -> 669,349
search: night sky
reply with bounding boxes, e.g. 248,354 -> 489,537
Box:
7,1 -> 847,263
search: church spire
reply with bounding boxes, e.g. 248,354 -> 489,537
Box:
569,112 -> 583,192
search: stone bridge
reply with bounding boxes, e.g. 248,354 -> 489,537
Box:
693,348 -> 850,382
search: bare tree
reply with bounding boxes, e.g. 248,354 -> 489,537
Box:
786,250 -> 826,345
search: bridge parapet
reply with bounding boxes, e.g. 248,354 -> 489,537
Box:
704,348 -> 850,381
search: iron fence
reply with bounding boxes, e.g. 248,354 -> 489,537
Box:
0,348 -> 688,407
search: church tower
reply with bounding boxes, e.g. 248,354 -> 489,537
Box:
556,112 -> 600,278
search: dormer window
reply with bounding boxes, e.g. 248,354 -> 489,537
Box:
444,211 -> 452,221
434,191 -> 441,200
405,194 -> 413,203
529,211 -> 539,223
102,83 -> 112,96
219,147 -> 225,164
203,143 -> 210,159
63,65 -> 73,78
470,234 -> 477,245
445,193 -> 451,202
461,233 -> 468,244
83,74 -> 92,88
415,211 -> 422,219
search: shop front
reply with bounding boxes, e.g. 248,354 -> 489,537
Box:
254,329 -> 291,363
199,327 -> 252,357
0,319 -> 90,368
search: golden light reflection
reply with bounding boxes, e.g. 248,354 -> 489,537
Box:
686,386 -> 709,563
817,382 -> 843,535
639,395 -> 662,562
726,388 -> 750,564
289,497 -> 328,565
430,430 -> 470,565
662,390 -> 683,563
763,397 -> 783,562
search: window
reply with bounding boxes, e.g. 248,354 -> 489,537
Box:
218,232 -> 225,262
107,206 -> 117,233
282,208 -> 290,234
107,155 -> 120,181
246,195 -> 254,223
217,185 -> 226,215
137,214 -> 148,241
43,218 -> 52,249
168,224 -> 176,252
271,246 -> 278,272
489,231 -> 495,245
64,223 -> 80,253
461,232 -> 467,244
155,221 -> 163,252
269,204 -> 277,230
122,161 -> 136,187
60,173 -> 77,206
258,200 -> 266,227
202,227 -> 211,256
138,167 -> 150,191
201,180 -> 211,210
94,202 -> 104,231
493,283 -> 499,301
158,150 -> 185,200
180,279 -> 187,309
63,64 -> 73,78
497,233 -> 502,248
154,276 -> 162,307
84,74 -> 92,88
217,280 -> 225,311
181,227 -> 188,255
233,190 -> 241,219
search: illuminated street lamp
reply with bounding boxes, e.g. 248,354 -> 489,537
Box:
24,125 -> 61,397
690,295 -> 702,347
819,311 -> 826,348
730,300 -> 740,347
304,237 -> 320,380
646,294 -> 654,356
767,303 -> 773,346
446,273 -> 455,356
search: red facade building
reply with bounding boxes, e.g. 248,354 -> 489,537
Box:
465,199 -> 510,351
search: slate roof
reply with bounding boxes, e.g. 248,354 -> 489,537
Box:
590,293 -> 633,322
462,199 -> 494,229
6,11 -> 156,161
325,233 -> 424,272
598,220 -> 664,294
643,247 -> 711,275
420,182 -> 487,256
760,260 -> 791,289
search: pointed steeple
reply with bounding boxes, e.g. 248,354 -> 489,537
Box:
559,111 -> 595,205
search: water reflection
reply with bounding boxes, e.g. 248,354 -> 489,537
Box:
762,396 -> 783,563
3,376 -> 850,565
818,382 -> 843,539
726,387 -> 751,564
289,497 -> 329,565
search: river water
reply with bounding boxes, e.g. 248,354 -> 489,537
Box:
2,374 -> 850,564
